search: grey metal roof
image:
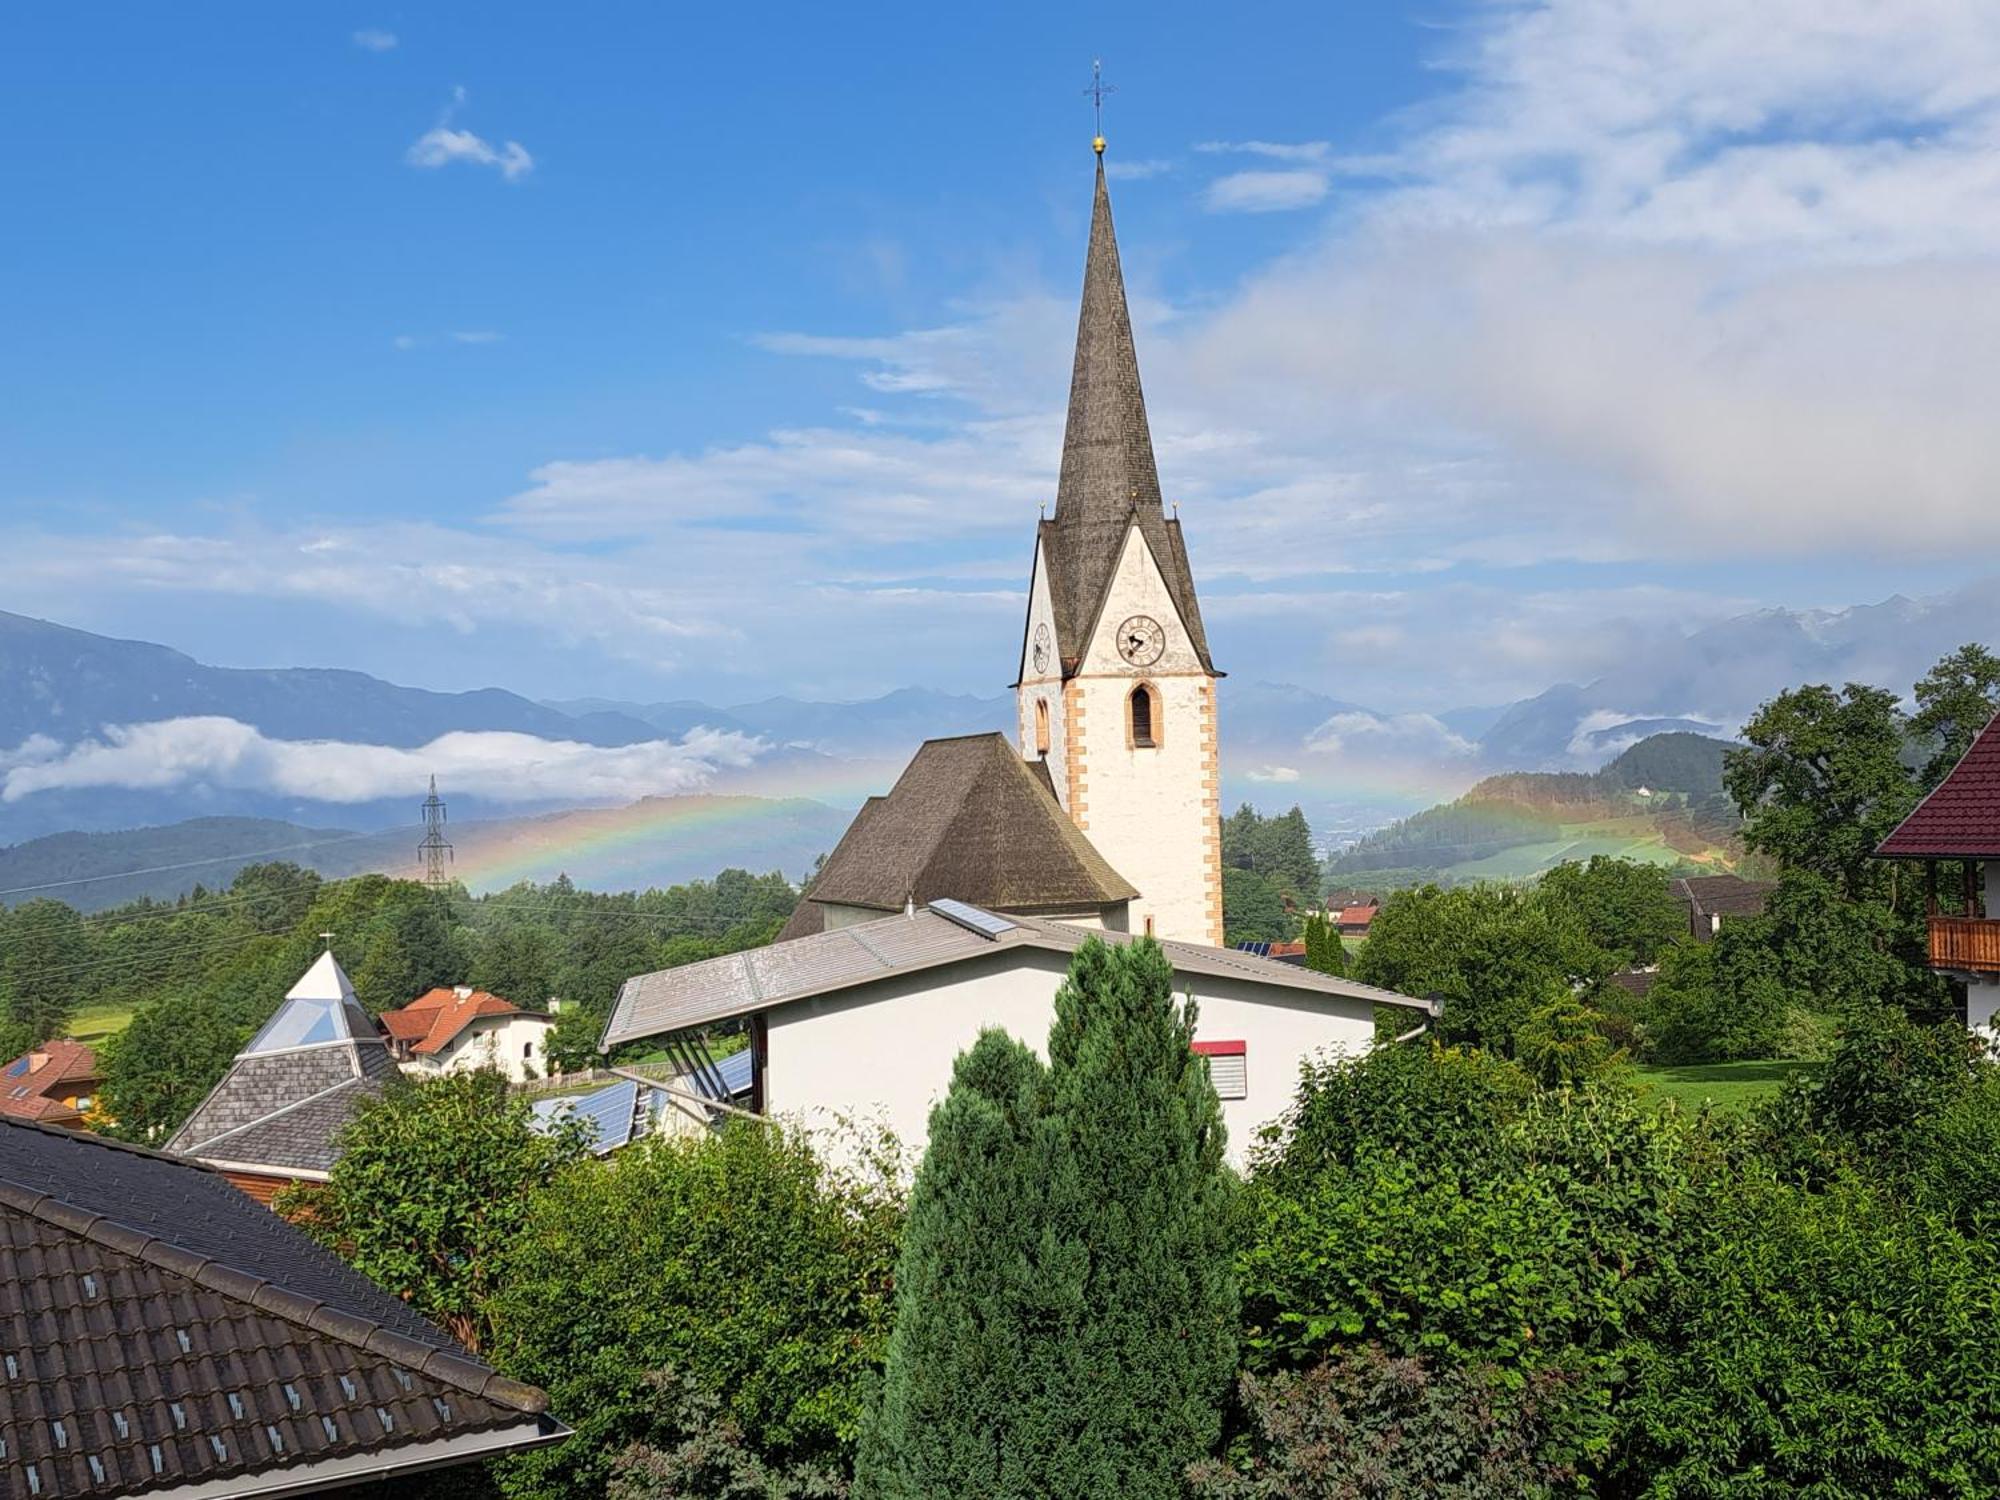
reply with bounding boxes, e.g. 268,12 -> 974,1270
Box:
604,901 -> 1429,1048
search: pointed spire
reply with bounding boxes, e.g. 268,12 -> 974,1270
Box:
1038,158 -> 1215,675
1053,158 -> 1163,530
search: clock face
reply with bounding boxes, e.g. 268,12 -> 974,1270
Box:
1032,623 -> 1051,674
1116,615 -> 1165,667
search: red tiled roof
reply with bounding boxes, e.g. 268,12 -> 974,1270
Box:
381,988 -> 547,1055
1877,713 -> 2000,858
0,1040 -> 100,1122
1335,904 -> 1377,928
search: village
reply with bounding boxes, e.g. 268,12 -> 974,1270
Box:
6,12 -> 2000,1499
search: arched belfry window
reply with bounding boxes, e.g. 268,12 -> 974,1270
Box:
1035,698 -> 1051,756
1130,685 -> 1157,748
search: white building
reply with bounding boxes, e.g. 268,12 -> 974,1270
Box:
381,985 -> 556,1084
605,899 -> 1432,1166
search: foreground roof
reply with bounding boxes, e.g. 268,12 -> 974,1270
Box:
0,1116 -> 561,1498
1040,160 -> 1213,677
383,987 -> 546,1056
1877,712 -> 2000,858
778,733 -> 1137,941
607,899 -> 1432,1048
164,951 -> 394,1178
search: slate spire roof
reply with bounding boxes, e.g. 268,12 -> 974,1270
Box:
1039,158 -> 1215,677
0,1115 -> 562,1496
164,951 -> 395,1179
777,732 -> 1138,940
1877,710 -> 2000,858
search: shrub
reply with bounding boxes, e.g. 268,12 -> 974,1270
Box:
488,1122 -> 902,1500
1513,995 -> 1624,1089
1615,1170 -> 2000,1497
1643,932 -> 1787,1064
610,1371 -> 851,1500
1187,1348 -> 1582,1499
278,1070 -> 589,1352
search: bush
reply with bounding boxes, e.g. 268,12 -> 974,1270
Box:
610,1370 -> 851,1500
1643,932 -> 1787,1064
1187,1348 -> 1582,1499
1353,885 -> 1608,1055
279,1071 -> 589,1352
1615,1170 -> 2000,1497
1240,1051 -> 1708,1440
1513,995 -> 1624,1089
488,1122 -> 902,1500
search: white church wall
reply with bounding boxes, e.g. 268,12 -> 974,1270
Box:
761,945 -> 1380,1169
1016,538 -> 1071,805
1068,526 -> 1222,946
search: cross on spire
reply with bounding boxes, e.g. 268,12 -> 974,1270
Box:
1084,59 -> 1116,154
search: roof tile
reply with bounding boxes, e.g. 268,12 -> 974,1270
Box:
1877,712 -> 2000,858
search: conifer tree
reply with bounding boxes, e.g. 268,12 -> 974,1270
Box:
858,938 -> 1238,1498
1303,909 -> 1348,977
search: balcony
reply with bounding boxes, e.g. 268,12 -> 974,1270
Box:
1929,915 -> 2000,974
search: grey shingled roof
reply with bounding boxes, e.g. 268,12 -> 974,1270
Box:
1039,160 -> 1214,677
778,733 -> 1137,941
606,899 -> 1431,1048
165,953 -> 394,1177
0,1116 -> 559,1498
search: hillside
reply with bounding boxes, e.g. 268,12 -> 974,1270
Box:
1325,733 -> 1744,889
0,796 -> 853,911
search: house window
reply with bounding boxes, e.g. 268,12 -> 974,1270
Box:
523,1042 -> 534,1060
1129,685 -> 1157,748
1193,1040 -> 1247,1100
1035,698 -> 1051,756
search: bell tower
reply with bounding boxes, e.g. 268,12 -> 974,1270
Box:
1014,145 -> 1223,946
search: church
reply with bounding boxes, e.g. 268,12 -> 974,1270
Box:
603,147 -> 1432,1161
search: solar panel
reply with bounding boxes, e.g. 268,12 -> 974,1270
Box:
4,1057 -> 29,1077
1235,941 -> 1272,958
929,899 -> 1018,939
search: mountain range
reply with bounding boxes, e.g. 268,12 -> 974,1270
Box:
2,579 -> 1996,902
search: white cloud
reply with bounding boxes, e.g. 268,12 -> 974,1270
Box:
1196,141 -> 1332,163
1305,711 -> 1479,758
351,28 -> 397,51
1104,158 -> 1173,181
406,88 -> 533,180
1245,765 -> 1302,783
0,719 -> 764,806
450,330 -> 503,344
1203,170 -> 1330,213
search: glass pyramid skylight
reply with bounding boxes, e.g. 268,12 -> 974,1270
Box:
242,950 -> 379,1055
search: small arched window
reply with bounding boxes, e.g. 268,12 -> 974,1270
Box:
1035,698 -> 1051,756
1130,685 -> 1157,748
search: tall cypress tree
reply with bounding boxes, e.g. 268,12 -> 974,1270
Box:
858,938 -> 1238,1498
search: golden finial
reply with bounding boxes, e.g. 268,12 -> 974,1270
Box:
1085,60 -> 1115,155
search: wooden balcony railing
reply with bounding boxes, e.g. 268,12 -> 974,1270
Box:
1928,915 -> 2000,974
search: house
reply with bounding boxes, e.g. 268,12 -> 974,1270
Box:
165,950 -> 395,1204
1672,874 -> 1776,941
605,899 -> 1433,1167
1333,902 -> 1379,938
0,1114 -> 565,1495
1875,711 -> 2000,1029
0,1039 -> 102,1127
380,985 -> 556,1084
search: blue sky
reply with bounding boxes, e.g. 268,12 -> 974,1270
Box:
4,1 -> 1998,723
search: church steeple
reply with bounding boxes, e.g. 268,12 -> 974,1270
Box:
1040,157 -> 1214,676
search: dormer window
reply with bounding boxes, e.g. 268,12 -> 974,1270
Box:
1129,685 -> 1157,748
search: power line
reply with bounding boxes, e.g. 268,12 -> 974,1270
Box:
0,828 -> 400,900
